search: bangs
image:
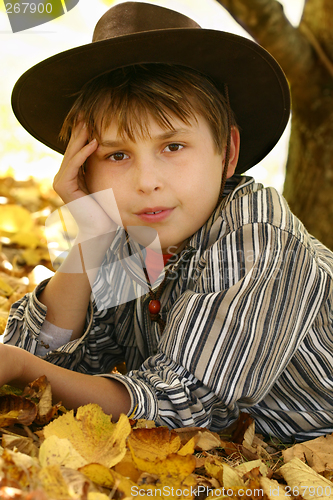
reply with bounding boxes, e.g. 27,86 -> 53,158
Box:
95,86 -> 197,143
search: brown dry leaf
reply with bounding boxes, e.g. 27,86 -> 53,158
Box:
279,457 -> 333,500
242,420 -> 257,453
128,427 -> 182,461
283,434 -> 333,473
196,430 -> 222,451
58,467 -> 101,499
43,404 -> 131,468
174,426 -> 203,442
194,474 -> 220,489
0,395 -> 37,427
230,412 -> 255,444
22,375 -> 61,425
2,433 -> 38,458
260,477 -> 290,500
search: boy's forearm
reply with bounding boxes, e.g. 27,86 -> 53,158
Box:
39,232 -> 114,340
2,344 -> 131,420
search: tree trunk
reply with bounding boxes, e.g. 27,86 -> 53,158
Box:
215,0 -> 333,249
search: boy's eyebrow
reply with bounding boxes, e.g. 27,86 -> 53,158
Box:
98,129 -> 191,148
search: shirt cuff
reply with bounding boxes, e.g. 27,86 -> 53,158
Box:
97,372 -> 159,421
36,320 -> 73,356
25,278 -> 49,337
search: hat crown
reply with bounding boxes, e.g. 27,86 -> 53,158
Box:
92,1 -> 201,42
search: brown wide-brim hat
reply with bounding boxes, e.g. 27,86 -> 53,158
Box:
11,1 -> 290,175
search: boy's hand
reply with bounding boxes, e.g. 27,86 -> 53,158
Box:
53,122 -> 120,240
0,343 -> 131,419
53,121 -> 96,204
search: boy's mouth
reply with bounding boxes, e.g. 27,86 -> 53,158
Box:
135,207 -> 173,222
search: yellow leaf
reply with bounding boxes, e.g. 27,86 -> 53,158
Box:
178,436 -> 197,456
128,427 -> 181,461
38,465 -> 72,500
80,463 -> 135,496
0,315 -> 8,334
10,231 -> 45,249
205,457 -> 224,481
39,435 -> 88,469
235,459 -> 268,477
21,248 -> 50,266
205,457 -> 243,488
88,493 -> 110,500
136,475 -> 197,500
130,451 -> 196,479
279,457 -> 333,500
220,463 -> 244,488
0,277 -> 13,297
43,404 -> 131,468
114,449 -> 143,482
0,205 -> 34,235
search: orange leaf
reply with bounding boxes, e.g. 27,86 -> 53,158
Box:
128,427 -> 181,461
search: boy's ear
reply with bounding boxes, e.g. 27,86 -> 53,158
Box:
224,127 -> 240,179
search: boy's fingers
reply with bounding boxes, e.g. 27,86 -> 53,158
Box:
55,127 -> 89,182
55,139 -> 97,188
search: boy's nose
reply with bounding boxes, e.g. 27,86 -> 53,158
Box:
134,157 -> 163,193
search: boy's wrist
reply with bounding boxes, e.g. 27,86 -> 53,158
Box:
0,344 -> 25,386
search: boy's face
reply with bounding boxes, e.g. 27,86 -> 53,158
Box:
84,113 -> 236,254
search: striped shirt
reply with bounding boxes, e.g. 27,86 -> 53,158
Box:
4,175 -> 333,442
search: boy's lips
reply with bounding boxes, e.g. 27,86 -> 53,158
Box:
135,207 -> 174,222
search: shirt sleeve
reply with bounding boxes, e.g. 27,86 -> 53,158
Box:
3,278 -> 126,373
101,222 -> 333,433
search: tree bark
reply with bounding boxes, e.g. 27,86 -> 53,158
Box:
215,0 -> 333,249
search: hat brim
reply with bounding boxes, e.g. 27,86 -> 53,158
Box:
11,28 -> 290,174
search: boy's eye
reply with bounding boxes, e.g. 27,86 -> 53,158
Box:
164,143 -> 184,152
108,152 -> 129,161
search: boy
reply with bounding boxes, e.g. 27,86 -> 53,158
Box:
3,2 -> 333,442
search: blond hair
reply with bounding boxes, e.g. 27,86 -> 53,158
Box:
60,64 -> 236,152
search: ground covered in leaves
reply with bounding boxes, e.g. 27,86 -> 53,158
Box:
1,378 -> 333,500
1,175 -> 333,499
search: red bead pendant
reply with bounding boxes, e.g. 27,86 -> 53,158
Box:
149,299 -> 161,315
